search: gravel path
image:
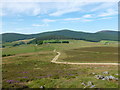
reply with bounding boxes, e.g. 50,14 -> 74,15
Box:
51,51 -> 119,65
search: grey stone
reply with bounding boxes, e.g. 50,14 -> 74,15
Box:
90,85 -> 95,88
95,75 -> 104,79
87,81 -> 93,86
81,82 -> 86,86
115,74 -> 118,76
114,78 -> 118,81
91,72 -> 96,75
108,75 -> 115,80
102,76 -> 110,80
103,71 -> 109,74
40,86 -> 45,88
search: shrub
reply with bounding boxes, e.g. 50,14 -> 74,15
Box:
62,41 -> 69,43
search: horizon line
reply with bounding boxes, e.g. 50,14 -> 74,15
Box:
1,29 -> 118,35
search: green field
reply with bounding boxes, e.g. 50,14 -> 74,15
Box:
2,40 -> 119,88
59,47 -> 118,63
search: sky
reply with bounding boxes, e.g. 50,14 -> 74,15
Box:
0,0 -> 119,34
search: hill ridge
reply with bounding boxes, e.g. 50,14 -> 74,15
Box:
1,30 -> 119,43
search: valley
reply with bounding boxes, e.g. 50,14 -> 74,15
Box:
2,38 -> 119,88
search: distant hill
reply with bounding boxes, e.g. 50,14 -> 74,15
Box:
1,29 -> 119,43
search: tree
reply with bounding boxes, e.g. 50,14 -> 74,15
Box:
37,40 -> 43,45
62,41 -> 69,43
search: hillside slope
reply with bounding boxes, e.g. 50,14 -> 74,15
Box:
1,30 -> 119,43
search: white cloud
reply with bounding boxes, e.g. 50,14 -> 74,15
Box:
99,17 -> 113,20
82,19 -> 93,22
49,8 -> 81,16
49,2 -> 90,16
1,1 -> 118,19
98,9 -> 117,17
2,2 -> 42,16
42,19 -> 56,23
2,0 -> 119,2
0,12 -> 6,16
32,8 -> 41,16
32,24 -> 48,27
91,2 -> 117,12
82,14 -> 92,18
63,17 -> 93,22
63,18 -> 81,21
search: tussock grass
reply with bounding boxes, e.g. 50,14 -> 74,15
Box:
2,40 -> 119,88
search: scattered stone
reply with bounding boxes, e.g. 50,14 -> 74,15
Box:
82,81 -> 95,88
90,85 -> 95,88
114,78 -> 118,81
102,76 -> 109,80
108,75 -> 115,80
40,86 -> 45,88
84,86 -> 87,88
115,74 -> 118,76
81,82 -> 86,86
87,81 -> 93,86
103,71 -> 109,74
91,72 -> 96,75
95,75 -> 118,81
95,75 -> 104,79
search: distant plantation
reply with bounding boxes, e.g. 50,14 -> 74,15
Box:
44,40 -> 69,44
28,39 -> 70,45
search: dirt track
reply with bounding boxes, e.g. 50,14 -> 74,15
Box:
51,51 -> 119,65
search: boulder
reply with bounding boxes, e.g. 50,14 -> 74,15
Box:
95,75 -> 104,79
87,81 -> 93,86
115,74 -> 118,76
108,75 -> 115,80
81,82 -> 86,86
103,71 -> 109,74
40,86 -> 45,88
90,85 -> 95,88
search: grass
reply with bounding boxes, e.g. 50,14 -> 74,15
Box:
2,51 -> 119,88
2,44 -> 54,55
2,40 -> 119,88
58,47 -> 118,63
2,40 -> 118,55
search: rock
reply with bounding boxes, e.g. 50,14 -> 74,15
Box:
101,75 -> 118,81
87,81 -> 93,86
103,71 -> 109,74
81,82 -> 86,86
108,75 -> 115,80
114,78 -> 118,81
82,81 -> 95,88
115,74 -> 118,76
91,72 -> 96,75
95,75 -> 104,79
84,86 -> 87,88
90,85 -> 95,88
40,86 -> 45,88
102,76 -> 110,80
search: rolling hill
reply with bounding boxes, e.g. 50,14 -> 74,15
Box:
1,29 -> 119,43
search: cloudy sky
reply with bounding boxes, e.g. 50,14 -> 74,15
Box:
1,0 -> 119,34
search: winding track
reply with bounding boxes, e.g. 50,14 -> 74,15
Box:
51,50 -> 119,65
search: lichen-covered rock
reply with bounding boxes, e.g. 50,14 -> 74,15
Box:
95,75 -> 104,79
103,71 -> 109,74
90,85 -> 95,88
87,81 -> 93,86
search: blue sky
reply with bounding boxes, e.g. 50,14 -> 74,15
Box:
1,0 -> 118,34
